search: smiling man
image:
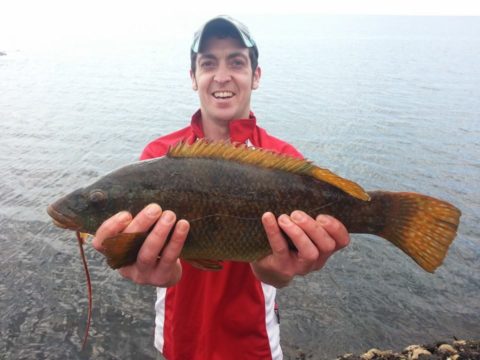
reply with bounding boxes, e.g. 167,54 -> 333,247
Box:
93,16 -> 349,360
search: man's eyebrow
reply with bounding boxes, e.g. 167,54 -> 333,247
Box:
198,51 -> 248,61
197,53 -> 217,61
227,52 -> 248,60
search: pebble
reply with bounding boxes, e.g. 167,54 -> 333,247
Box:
403,345 -> 431,360
361,348 -> 394,360
438,344 -> 457,354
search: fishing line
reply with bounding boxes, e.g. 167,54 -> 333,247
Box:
76,231 -> 92,350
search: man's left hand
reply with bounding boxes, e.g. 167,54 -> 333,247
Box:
250,211 -> 349,288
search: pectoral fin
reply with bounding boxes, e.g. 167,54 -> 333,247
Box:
102,232 -> 147,269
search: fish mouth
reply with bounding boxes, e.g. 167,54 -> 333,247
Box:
47,204 -> 81,230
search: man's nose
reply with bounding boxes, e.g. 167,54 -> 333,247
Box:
213,64 -> 231,84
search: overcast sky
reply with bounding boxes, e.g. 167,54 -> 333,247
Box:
1,0 -> 479,50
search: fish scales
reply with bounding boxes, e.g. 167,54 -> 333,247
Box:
112,156 -> 345,261
47,140 -> 461,273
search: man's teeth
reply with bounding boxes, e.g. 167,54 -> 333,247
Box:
213,91 -> 234,99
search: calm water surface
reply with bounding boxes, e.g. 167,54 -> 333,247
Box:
1,15 -> 479,359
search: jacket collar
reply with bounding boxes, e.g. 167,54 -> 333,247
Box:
190,109 -> 257,144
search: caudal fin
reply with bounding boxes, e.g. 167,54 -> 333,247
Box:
372,191 -> 461,272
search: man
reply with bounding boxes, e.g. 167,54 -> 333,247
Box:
93,16 -> 349,360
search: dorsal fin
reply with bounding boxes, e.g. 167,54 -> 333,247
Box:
168,140 -> 370,201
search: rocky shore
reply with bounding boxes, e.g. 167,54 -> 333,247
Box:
335,339 -> 480,360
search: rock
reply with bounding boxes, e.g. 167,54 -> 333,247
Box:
438,344 -> 457,354
0,51 -> 7,56
361,348 -> 397,360
361,348 -> 381,360
403,345 -> 431,360
336,339 -> 479,360
404,345 -> 423,352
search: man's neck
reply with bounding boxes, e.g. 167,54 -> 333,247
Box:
202,118 -> 230,141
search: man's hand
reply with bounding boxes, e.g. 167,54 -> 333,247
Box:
251,211 -> 349,288
92,203 -> 189,287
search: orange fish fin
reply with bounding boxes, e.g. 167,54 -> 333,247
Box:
168,139 -> 369,201
374,192 -> 461,272
185,258 -> 223,271
102,232 -> 147,269
309,167 -> 370,201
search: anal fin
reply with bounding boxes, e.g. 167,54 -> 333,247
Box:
185,259 -> 223,271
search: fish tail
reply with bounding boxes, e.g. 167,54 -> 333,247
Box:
368,191 -> 461,272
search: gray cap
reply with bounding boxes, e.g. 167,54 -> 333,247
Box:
191,15 -> 258,59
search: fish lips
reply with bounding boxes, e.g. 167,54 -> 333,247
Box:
47,204 -> 81,230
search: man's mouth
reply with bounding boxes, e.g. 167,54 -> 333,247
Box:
212,91 -> 235,99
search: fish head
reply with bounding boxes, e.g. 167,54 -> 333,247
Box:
47,185 -> 120,233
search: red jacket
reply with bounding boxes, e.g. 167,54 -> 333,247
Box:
141,110 -> 302,360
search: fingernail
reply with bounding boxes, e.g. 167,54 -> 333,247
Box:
146,203 -> 161,217
263,213 -> 275,226
291,211 -> 304,222
162,211 -> 175,224
116,211 -> 131,223
317,215 -> 330,225
278,214 -> 290,225
176,220 -> 189,233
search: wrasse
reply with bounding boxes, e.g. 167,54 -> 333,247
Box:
47,140 -> 461,346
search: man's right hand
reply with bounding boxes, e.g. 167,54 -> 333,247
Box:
92,203 -> 190,287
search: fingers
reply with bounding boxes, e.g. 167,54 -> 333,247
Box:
316,214 -> 350,250
123,217 -> 189,286
290,211 -> 336,254
92,203 -> 188,287
92,203 -> 162,253
124,203 -> 162,233
278,213 -> 320,261
285,211 -> 350,273
156,220 -> 189,270
261,212 -> 290,258
136,210 -> 176,272
92,211 -> 132,252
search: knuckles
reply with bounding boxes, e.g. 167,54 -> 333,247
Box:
136,252 -> 155,268
301,249 -> 320,263
319,237 -> 336,253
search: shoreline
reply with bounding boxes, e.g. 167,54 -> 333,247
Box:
335,339 -> 480,360
284,339 -> 480,360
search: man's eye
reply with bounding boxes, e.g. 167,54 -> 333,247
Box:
200,61 -> 215,68
231,59 -> 246,68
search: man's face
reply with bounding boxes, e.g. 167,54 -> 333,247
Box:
191,36 -> 261,126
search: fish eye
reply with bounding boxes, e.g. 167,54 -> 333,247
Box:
88,190 -> 107,209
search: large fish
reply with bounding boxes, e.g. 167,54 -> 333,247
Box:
48,140 -> 460,273
47,140 -> 461,347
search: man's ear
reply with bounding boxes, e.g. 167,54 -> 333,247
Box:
252,66 -> 261,90
190,69 -> 198,91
